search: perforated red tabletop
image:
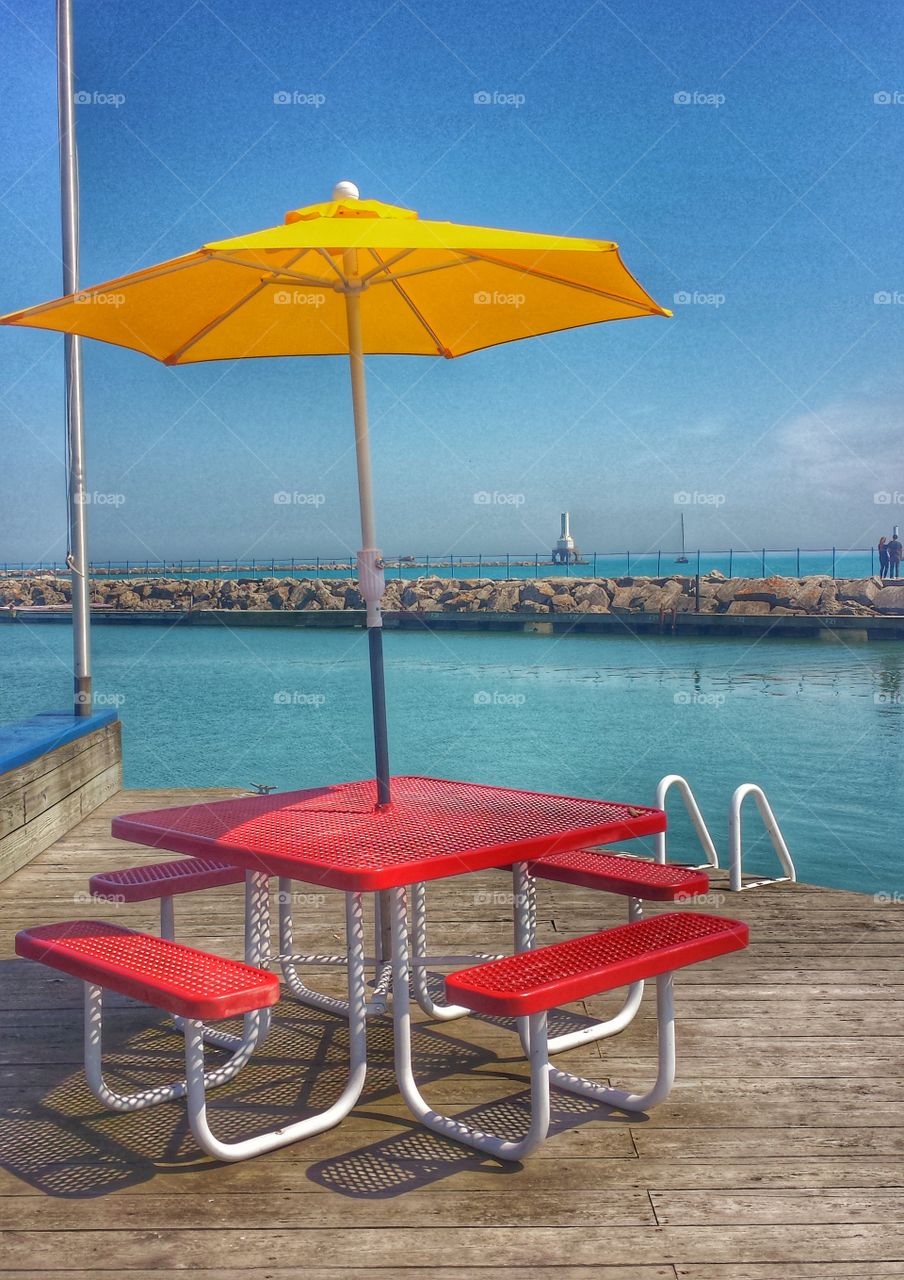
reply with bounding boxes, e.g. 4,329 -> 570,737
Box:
111,776 -> 666,892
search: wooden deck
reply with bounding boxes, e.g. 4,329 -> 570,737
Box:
1,788 -> 903,1278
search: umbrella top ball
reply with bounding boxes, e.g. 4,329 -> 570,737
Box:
332,180 -> 360,201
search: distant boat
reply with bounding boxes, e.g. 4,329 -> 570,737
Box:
675,513 -> 689,564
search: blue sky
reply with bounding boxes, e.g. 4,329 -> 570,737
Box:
1,0 -> 903,563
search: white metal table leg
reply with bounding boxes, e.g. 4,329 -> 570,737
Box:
277,878 -> 389,1017
410,881 -> 471,1020
391,885 -> 550,1160
514,865 -> 645,1054
85,870 -> 275,1111
184,890 -> 369,1161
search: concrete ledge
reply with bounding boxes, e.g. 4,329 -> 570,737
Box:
3,606 -> 902,639
0,716 -> 122,883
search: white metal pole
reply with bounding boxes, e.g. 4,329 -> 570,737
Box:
57,0 -> 92,715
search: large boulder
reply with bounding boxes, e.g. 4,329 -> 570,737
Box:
520,581 -> 556,606
874,584 -> 904,615
488,583 -> 521,612
734,575 -> 799,606
574,582 -> 610,610
549,592 -> 579,612
343,583 -> 365,610
725,600 -> 772,615
837,578 -> 880,609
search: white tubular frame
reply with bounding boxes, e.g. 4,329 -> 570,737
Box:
512,861 -> 646,1054
83,870 -> 273,1113
409,881 -> 500,1020
728,783 -> 796,892
160,894 -> 246,1053
391,884 -> 551,1160
183,890 -> 369,1162
390,885 -> 678,1161
654,774 -> 719,869
277,879 -> 390,1017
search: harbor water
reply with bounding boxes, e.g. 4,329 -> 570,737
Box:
1,623 -> 899,896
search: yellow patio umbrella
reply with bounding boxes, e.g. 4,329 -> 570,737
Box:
0,181 -> 670,807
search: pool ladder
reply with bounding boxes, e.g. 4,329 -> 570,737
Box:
653,774 -> 796,891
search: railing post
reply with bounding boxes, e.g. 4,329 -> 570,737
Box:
728,548 -> 733,577
696,549 -> 701,576
478,553 -> 482,577
451,554 -> 455,578
871,546 -> 875,576
626,551 -> 631,575
657,550 -> 661,576
796,548 -> 800,576
832,546 -> 836,579
534,552 -> 539,575
761,548 -> 766,576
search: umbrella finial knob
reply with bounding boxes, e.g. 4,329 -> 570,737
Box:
332,180 -> 359,201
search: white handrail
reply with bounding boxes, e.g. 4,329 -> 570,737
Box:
729,783 -> 796,891
653,774 -> 719,869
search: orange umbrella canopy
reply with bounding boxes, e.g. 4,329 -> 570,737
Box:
0,192 -> 670,362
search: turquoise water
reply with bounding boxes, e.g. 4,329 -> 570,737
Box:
2,623 -> 901,895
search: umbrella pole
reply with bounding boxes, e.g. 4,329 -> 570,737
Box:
342,231 -> 394,969
342,245 -> 391,810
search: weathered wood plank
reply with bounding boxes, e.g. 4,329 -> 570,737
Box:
0,1224 -> 899,1269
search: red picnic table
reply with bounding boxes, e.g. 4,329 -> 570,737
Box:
107,774 -> 668,1159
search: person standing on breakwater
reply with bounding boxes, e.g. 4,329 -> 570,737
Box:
887,534 -> 903,580
879,536 -> 890,579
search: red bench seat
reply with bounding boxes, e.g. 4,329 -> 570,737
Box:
90,857 -> 244,903
527,850 -> 709,901
446,911 -> 748,1017
15,921 -> 279,1021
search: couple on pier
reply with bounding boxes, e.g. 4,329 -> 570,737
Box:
878,535 -> 902,579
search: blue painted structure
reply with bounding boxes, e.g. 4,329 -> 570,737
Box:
0,710 -> 118,777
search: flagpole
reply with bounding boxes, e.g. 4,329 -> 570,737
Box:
57,0 -> 92,715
